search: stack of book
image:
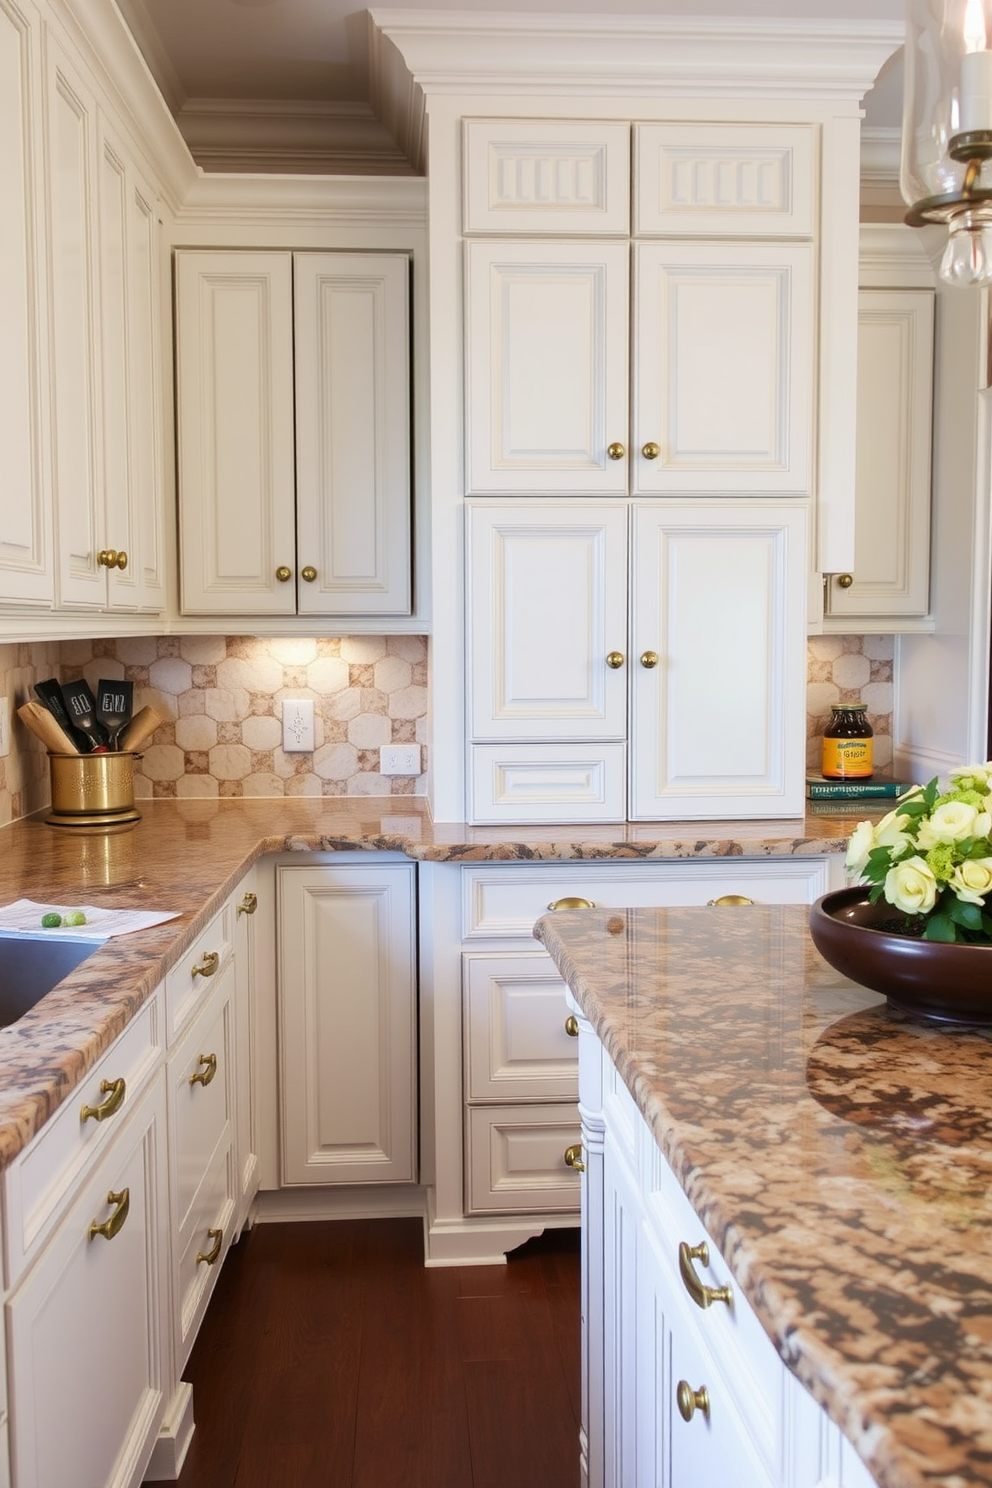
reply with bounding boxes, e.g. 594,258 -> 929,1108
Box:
806,771 -> 917,813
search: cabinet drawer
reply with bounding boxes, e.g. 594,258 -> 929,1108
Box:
463,953 -> 577,1102
176,1139 -> 236,1370
469,742 -> 627,825
466,1104 -> 581,1215
3,989 -> 162,1286
169,963 -> 235,1237
461,860 -> 833,941
462,118 -> 630,234
166,897 -> 234,1042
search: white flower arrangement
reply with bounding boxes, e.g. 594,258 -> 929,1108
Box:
846,762 -> 992,943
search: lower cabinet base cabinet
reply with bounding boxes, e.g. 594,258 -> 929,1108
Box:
5,1075 -> 169,1488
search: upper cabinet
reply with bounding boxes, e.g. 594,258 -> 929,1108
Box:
175,249 -> 412,618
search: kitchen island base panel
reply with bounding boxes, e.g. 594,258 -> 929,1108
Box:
143,1382 -> 194,1483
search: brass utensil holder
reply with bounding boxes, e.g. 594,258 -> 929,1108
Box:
46,752 -> 141,830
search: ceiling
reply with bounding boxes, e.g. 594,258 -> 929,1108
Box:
116,0 -> 907,174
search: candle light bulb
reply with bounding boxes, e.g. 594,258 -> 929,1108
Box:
958,0 -> 992,134
964,0 -> 988,54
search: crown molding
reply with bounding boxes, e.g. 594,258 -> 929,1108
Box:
176,98 -> 415,177
861,125 -> 901,185
174,172 -> 427,229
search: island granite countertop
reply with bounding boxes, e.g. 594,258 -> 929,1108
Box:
0,796 -> 857,1175
533,901 -> 992,1488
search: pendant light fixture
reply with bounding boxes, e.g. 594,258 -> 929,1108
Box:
902,0 -> 992,285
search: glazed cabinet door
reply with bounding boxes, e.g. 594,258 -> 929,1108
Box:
294,252 -> 411,615
0,0 -> 51,607
175,250 -> 297,615
278,863 -> 417,1185
633,242 -> 814,495
629,503 -> 807,819
464,240 -> 630,494
5,1074 -> 168,1488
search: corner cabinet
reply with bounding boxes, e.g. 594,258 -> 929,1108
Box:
175,249 -> 412,618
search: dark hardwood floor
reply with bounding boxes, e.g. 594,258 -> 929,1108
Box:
175,1218 -> 582,1488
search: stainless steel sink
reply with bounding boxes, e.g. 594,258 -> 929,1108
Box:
0,933 -> 99,1028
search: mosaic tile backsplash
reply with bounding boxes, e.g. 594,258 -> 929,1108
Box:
1,633 -> 892,826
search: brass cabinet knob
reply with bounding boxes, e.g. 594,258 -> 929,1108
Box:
275,566 -> 293,582
191,950 -> 219,980
88,1188 -> 130,1242
564,1014 -> 580,1038
606,651 -> 625,669
564,1143 -> 586,1172
97,549 -> 118,568
607,442 -> 626,461
640,651 -> 659,669
678,1240 -> 733,1309
641,441 -> 661,460
115,550 -> 128,570
80,1077 -> 126,1124
835,572 -> 854,589
548,897 -> 595,911
676,1380 -> 710,1423
301,566 -> 317,582
189,1052 -> 218,1089
197,1228 -> 223,1266
237,891 -> 258,917
706,895 -> 754,907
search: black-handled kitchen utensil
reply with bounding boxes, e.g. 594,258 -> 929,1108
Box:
58,680 -> 109,752
95,679 -> 134,751
34,679 -> 74,734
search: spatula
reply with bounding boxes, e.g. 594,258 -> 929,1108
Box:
58,680 -> 109,752
95,679 -> 134,752
34,679 -> 74,737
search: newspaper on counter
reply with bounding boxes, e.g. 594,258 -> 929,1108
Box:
0,898 -> 181,940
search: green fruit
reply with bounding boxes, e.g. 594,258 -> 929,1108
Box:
41,912 -> 63,928
62,910 -> 87,927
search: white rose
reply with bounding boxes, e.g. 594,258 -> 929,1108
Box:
884,856 -> 938,916
974,811 -> 992,841
916,800 -> 980,848
949,857 -> 992,906
845,819 -> 876,878
951,763 -> 992,790
874,809 -> 913,856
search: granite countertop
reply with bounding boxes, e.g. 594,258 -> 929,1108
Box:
533,903 -> 992,1488
0,795 -> 856,1176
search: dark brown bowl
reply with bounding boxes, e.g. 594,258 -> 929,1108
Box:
809,886 -> 992,1025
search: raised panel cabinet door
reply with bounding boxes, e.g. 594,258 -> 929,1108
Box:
6,1074 -> 168,1488
278,863 -> 417,1185
232,867 -> 260,1228
629,503 -> 807,820
294,252 -> 411,615
175,250 -> 296,614
465,240 -> 630,494
633,242 -> 813,495
0,0 -> 51,606
825,289 -> 934,621
467,501 -> 628,740
124,158 -> 166,611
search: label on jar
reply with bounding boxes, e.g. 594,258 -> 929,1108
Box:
821,737 -> 874,779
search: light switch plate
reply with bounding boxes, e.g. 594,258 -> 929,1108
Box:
282,699 -> 315,753
380,744 -> 421,776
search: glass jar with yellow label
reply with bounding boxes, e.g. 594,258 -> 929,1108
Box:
821,703 -> 874,779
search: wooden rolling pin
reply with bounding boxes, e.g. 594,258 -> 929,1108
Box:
118,705 -> 163,753
17,700 -> 80,754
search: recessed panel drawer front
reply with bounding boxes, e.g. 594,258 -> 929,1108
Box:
4,989 -> 162,1286
462,119 -> 631,235
176,1139 -> 236,1369
468,742 -> 627,825
170,964 -> 235,1236
466,1104 -> 581,1215
463,952 -> 577,1102
165,897 -> 234,1043
461,859 -> 832,941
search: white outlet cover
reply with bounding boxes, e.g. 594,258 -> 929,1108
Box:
283,699 -> 315,752
380,744 -> 420,776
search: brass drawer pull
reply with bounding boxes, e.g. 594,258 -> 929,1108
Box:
189,1053 -> 218,1088
706,895 -> 754,907
237,891 -> 258,917
564,1014 -> 579,1038
564,1143 -> 585,1172
88,1188 -> 130,1242
80,1077 -> 126,1124
548,897 -> 595,911
679,1240 -> 732,1309
191,950 -> 219,980
197,1228 -> 223,1266
676,1380 -> 710,1423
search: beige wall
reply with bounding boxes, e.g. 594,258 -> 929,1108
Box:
1,632 -> 892,827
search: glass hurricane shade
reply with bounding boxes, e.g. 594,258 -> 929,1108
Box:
902,0 -> 992,286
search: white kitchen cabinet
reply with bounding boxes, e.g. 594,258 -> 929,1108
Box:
5,1072 -> 168,1488
0,0 -> 52,608
232,869 -> 260,1230
467,500 -> 807,822
175,248 -> 411,617
277,862 -> 417,1186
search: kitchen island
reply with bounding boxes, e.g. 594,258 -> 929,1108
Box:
533,902 -> 992,1488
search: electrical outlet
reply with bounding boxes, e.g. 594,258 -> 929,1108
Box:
380,744 -> 421,776
282,699 -> 315,753
0,697 -> 8,758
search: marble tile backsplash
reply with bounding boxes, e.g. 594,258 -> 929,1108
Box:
1,632 -> 893,825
